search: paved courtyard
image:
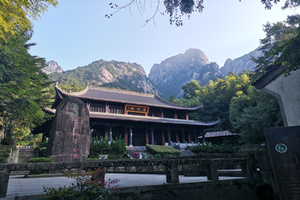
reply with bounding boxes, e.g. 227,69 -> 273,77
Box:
1,173 -> 245,199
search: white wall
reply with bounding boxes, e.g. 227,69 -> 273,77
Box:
263,69 -> 300,126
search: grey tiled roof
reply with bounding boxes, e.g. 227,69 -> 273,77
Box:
90,112 -> 220,127
252,65 -> 287,89
54,85 -> 203,111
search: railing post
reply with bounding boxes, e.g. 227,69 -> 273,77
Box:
206,161 -> 219,181
166,163 -> 179,183
92,167 -> 106,182
0,164 -> 10,198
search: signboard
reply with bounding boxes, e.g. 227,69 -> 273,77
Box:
125,104 -> 149,114
265,126 -> 300,200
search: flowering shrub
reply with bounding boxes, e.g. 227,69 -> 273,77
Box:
43,168 -> 119,200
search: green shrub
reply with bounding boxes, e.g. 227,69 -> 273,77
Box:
87,158 -> 98,161
146,145 -> 181,158
108,154 -> 126,159
1,137 -> 15,146
0,157 -> 7,163
29,170 -> 48,174
43,168 -> 119,200
89,136 -> 110,157
192,143 -> 239,154
28,157 -> 52,163
16,141 -> 34,146
109,137 -> 126,155
35,140 -> 48,157
89,136 -> 126,159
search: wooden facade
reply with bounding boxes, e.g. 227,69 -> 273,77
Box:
52,84 -> 219,146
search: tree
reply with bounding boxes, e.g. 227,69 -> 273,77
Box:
107,0 -> 299,26
0,0 -> 58,41
181,72 -> 252,131
106,0 -> 203,26
253,1 -> 300,80
0,29 -> 51,140
230,87 -> 283,144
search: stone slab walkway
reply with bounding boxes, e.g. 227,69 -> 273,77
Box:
1,174 -> 246,199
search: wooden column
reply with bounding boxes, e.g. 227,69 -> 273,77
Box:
181,129 -> 186,143
167,128 -> 171,145
188,132 -> 191,143
105,126 -> 108,139
174,112 -> 177,119
151,128 -> 155,145
161,129 -> 165,146
109,127 -> 113,142
176,130 -> 179,143
186,113 -> 189,120
129,128 -> 133,146
124,127 -> 128,146
145,128 -> 149,145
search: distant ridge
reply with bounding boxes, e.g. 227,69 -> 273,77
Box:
48,60 -> 156,94
44,48 -> 261,98
220,49 -> 261,75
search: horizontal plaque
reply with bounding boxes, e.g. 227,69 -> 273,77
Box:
125,104 -> 149,114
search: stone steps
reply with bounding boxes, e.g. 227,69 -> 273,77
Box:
18,149 -> 36,163
126,146 -> 152,159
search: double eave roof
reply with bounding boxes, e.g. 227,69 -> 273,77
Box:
52,85 -> 203,111
90,112 -> 220,127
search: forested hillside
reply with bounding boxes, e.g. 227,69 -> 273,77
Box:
167,72 -> 283,144
49,60 -> 155,93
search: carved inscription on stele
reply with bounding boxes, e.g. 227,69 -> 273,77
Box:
47,97 -> 91,162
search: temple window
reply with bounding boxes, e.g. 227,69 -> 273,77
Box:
164,110 -> 175,119
148,109 -> 161,117
90,103 -> 105,112
109,106 -> 124,114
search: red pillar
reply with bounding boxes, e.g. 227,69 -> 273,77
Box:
188,132 -> 191,143
145,128 -> 149,145
105,126 -> 108,139
124,127 -> 128,146
176,130 -> 179,143
162,129 -> 165,146
186,113 -> 189,120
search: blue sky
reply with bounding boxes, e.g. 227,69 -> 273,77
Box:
29,0 -> 299,75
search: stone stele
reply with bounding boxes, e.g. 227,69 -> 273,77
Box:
47,96 -> 91,162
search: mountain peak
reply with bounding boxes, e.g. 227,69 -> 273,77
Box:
148,49 -> 221,98
42,60 -> 63,75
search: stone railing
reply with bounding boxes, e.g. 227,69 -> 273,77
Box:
0,155 -> 258,198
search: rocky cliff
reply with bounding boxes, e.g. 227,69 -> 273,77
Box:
148,48 -> 223,98
49,60 -> 156,93
42,60 -> 64,74
220,49 -> 261,75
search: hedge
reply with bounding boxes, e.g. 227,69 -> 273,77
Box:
28,157 -> 52,162
146,145 -> 181,158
